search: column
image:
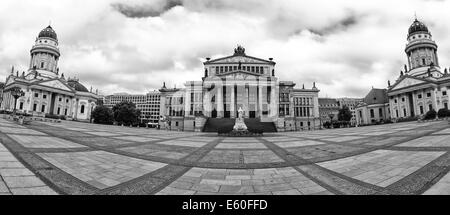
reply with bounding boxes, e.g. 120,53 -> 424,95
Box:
217,85 -> 223,118
231,84 -> 235,118
258,82 -> 263,118
431,88 -> 438,111
270,82 -> 276,117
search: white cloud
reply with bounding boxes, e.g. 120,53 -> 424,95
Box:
1,0 -> 450,98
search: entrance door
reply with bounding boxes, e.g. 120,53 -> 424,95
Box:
249,111 -> 256,118
211,109 -> 217,118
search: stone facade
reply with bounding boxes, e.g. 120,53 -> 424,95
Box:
158,46 -> 320,132
1,26 -> 99,121
387,19 -> 450,120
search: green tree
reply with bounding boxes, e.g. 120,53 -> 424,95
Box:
437,108 -> 450,118
91,105 -> 114,125
424,109 -> 437,120
338,106 -> 353,122
112,101 -> 141,126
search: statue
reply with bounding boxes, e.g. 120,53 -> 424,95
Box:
233,107 -> 248,131
388,80 -> 391,87
238,61 -> 242,70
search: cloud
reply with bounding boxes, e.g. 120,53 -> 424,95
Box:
1,0 -> 450,98
111,0 -> 182,18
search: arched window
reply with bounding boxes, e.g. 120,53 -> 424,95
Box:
41,62 -> 44,68
80,105 -> 85,114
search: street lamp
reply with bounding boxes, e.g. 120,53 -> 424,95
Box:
10,87 -> 25,115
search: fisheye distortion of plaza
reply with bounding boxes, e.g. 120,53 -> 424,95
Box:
1,17 -> 450,133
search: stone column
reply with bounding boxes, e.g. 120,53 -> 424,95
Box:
431,88 -> 438,111
270,81 -> 277,117
231,83 -> 236,118
217,84 -> 223,118
258,82 -> 263,118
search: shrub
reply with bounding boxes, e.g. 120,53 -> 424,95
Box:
218,126 -> 233,134
424,109 -> 437,120
437,108 -> 450,118
397,116 -> 419,123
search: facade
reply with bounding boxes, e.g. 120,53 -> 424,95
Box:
336,98 -> 363,126
319,98 -> 340,124
104,91 -> 161,124
355,88 -> 390,125
387,18 -> 450,119
159,46 -> 321,132
1,26 -> 99,121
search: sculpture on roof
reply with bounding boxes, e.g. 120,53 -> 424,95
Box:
234,45 -> 246,56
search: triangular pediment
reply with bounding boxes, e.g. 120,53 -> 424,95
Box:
5,76 -> 15,86
36,79 -> 73,92
208,55 -> 273,65
390,76 -> 430,91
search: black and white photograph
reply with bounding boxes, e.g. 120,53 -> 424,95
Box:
0,0 -> 449,209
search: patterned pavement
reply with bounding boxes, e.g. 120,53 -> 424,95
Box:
0,116 -> 449,195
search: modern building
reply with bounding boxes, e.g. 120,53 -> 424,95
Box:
387,18 -> 450,119
355,88 -> 390,125
1,26 -> 99,121
103,91 -> 161,124
159,46 -> 321,132
319,98 -> 340,124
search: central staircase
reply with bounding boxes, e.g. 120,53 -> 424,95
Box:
202,118 -> 277,133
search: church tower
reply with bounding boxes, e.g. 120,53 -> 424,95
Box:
29,25 -> 61,79
405,18 -> 442,78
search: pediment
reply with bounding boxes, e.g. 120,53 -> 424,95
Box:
220,71 -> 262,79
391,77 -> 428,91
209,55 -> 272,64
37,79 -> 73,92
5,76 -> 15,86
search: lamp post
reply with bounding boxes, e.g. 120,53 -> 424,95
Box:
10,87 -> 25,115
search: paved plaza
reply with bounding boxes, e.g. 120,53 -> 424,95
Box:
0,116 -> 449,195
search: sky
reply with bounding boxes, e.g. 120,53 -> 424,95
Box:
1,0 -> 450,98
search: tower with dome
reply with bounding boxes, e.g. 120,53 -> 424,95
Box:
387,18 -> 450,120
1,25 -> 100,121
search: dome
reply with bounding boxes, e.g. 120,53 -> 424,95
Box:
38,26 -> 58,40
408,19 -> 429,35
67,79 -> 89,92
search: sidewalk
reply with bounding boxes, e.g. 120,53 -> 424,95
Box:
0,142 -> 57,195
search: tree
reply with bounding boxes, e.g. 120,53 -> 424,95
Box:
112,101 -> 141,126
424,109 -> 437,120
338,106 -> 353,122
91,105 -> 114,125
437,108 -> 450,118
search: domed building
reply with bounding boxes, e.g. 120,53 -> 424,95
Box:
1,25 -> 100,121
387,18 -> 450,120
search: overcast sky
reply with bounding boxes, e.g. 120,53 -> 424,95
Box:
1,0 -> 450,98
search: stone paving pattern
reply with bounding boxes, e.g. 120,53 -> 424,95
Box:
0,116 -> 449,195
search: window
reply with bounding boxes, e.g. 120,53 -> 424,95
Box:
19,102 -> 24,110
35,93 -> 39,98
418,94 -> 422,99
379,108 -> 383,117
41,62 -> 44,68
427,93 -> 431,97
80,105 -> 85,114
41,105 -> 45,112
394,99 -> 398,104
57,108 -> 61,115
429,104 -> 433,111
43,95 -> 47,99
444,103 -> 448,110
59,97 -> 62,102
33,104 -> 37,111
422,59 -> 426,65
396,110 -> 399,118
65,109 -> 68,115
403,109 -> 407,117
420,106 -> 424,114
66,99 -> 69,103
370,109 -> 375,118
443,91 -> 447,96
402,97 -> 405,102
